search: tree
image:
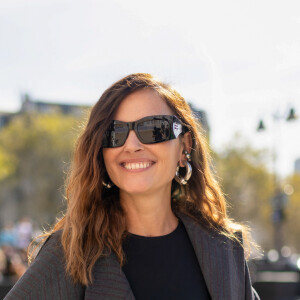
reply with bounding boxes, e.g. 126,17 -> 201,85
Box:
212,133 -> 274,250
0,112 -> 83,227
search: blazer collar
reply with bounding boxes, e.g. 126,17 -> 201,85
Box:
178,212 -> 244,300
87,212 -> 242,300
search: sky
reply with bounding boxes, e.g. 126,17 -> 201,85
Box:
0,0 -> 300,176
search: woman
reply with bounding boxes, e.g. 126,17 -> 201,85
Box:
5,73 -> 259,300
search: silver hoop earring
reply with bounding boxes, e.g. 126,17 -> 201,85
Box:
175,160 -> 192,185
102,180 -> 113,189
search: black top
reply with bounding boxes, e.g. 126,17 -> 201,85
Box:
122,219 -> 211,300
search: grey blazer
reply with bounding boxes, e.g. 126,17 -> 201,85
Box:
5,213 -> 259,300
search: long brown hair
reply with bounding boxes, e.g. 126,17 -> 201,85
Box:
29,73 -> 254,285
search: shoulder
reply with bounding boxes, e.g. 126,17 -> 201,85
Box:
178,212 -> 260,299
36,230 -> 64,259
4,230 -> 85,300
178,211 -> 245,263
178,211 -> 241,244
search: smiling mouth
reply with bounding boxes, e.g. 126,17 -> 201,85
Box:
121,162 -> 155,170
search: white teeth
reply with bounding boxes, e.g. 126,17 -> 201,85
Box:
123,162 -> 152,170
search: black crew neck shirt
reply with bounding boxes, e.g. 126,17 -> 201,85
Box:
122,219 -> 211,300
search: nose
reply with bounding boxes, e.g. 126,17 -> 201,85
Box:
123,130 -> 144,152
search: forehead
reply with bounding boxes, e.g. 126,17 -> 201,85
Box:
113,89 -> 174,122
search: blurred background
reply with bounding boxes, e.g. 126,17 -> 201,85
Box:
0,0 -> 300,299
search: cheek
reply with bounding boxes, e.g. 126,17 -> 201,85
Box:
160,142 -> 182,171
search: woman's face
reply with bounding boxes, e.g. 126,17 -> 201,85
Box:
102,89 -> 189,197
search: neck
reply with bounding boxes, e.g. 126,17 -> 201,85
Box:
120,186 -> 178,237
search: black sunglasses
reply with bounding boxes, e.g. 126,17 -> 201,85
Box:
102,115 -> 188,148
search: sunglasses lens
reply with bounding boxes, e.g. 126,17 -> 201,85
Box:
137,118 -> 171,144
105,122 -> 128,147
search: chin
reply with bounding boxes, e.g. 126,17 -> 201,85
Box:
119,182 -> 154,195
122,187 -> 152,195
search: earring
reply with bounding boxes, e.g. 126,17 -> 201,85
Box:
175,161 -> 192,185
184,150 -> 191,162
102,180 -> 113,189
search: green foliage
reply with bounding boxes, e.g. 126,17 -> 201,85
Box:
0,113 -> 83,226
212,133 -> 274,250
0,145 -> 17,180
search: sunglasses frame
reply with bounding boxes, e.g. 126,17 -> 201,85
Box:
102,115 -> 188,148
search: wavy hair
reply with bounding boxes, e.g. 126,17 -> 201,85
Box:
29,73 -> 254,285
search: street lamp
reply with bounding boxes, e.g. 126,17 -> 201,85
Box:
257,120 -> 265,131
257,107 -> 297,256
286,108 -> 297,121
257,108 -> 297,131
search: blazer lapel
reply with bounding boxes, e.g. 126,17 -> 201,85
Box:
85,213 -> 245,300
178,213 -> 245,300
85,251 -> 135,300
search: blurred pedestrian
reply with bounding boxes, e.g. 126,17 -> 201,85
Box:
0,224 -> 16,247
15,218 -> 33,250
